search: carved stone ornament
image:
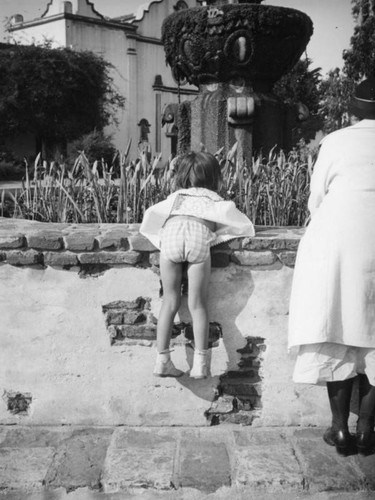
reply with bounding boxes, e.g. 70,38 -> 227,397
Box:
162,4 -> 313,91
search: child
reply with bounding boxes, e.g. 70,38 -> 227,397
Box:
140,151 -> 254,379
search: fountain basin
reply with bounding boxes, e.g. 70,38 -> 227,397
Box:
162,4 -> 313,91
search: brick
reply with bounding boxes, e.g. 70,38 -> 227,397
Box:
242,237 -> 286,251
232,250 -> 276,266
102,297 -> 149,312
207,396 -> 235,415
129,234 -> 157,252
26,231 -> 63,250
78,251 -> 142,265
44,251 -> 78,267
105,311 -> 123,325
122,311 -> 147,324
0,233 -> 25,249
5,249 -> 41,266
96,228 -> 130,250
277,250 -> 296,267
221,380 -> 262,398
64,231 -> 96,251
114,324 -> 157,341
149,251 -> 160,266
284,238 -> 300,250
211,252 -> 230,268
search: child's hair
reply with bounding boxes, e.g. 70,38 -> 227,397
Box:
173,151 -> 222,192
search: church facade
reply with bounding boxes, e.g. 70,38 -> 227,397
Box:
7,0 -> 200,161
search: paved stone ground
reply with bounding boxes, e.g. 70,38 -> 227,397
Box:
0,425 -> 375,499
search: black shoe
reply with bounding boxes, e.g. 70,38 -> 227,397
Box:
323,427 -> 353,456
356,430 -> 375,456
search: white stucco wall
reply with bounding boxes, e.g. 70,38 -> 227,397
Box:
9,19 -> 67,47
0,220 -> 334,428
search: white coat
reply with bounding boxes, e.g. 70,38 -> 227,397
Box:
140,187 -> 254,249
288,119 -> 375,349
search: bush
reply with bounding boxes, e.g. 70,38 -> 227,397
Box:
0,151 -> 25,181
67,130 -> 118,176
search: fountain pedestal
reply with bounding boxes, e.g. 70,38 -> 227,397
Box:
162,2 -> 313,160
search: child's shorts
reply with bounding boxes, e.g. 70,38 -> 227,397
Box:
160,216 -> 215,264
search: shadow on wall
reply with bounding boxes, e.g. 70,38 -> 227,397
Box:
174,265 -> 259,424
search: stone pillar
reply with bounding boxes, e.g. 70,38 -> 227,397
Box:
126,41 -> 138,156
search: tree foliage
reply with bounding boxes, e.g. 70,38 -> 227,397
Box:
273,57 -> 323,143
0,43 -> 125,151
315,0 -> 375,133
318,68 -> 356,134
343,0 -> 375,79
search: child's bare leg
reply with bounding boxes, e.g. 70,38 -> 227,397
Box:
154,256 -> 184,378
187,257 -> 211,378
157,256 -> 183,352
187,256 -> 211,350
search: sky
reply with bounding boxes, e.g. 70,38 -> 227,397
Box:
0,0 -> 354,75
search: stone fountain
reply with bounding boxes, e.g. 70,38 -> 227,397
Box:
162,0 -> 313,163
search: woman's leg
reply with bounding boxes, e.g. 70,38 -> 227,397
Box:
187,256 -> 211,378
327,378 -> 354,431
324,378 -> 355,454
154,256 -> 183,377
356,374 -> 375,453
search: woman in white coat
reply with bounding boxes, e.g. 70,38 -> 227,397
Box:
288,77 -> 375,456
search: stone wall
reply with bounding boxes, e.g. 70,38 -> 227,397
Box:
0,218 -> 333,427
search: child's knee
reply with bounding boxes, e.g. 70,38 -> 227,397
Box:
163,295 -> 181,314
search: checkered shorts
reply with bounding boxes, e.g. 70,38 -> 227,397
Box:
160,217 -> 216,264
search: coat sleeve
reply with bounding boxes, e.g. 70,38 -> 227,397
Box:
139,196 -> 174,249
212,200 -> 255,245
308,138 -> 335,217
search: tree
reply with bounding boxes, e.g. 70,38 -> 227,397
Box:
273,57 -> 323,143
318,68 -> 356,134
343,0 -> 375,80
0,43 -> 125,156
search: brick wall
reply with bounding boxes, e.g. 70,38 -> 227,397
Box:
0,218 -> 303,269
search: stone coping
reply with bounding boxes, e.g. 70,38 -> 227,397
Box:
0,217 -> 304,268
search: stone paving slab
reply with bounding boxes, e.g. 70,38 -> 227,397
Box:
291,428 -> 368,492
0,447 -> 55,490
232,428 -> 303,492
102,428 -> 177,492
44,428 -> 114,491
0,425 -> 375,497
177,437 -> 231,492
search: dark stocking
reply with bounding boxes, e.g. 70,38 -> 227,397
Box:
327,378 -> 355,432
357,374 -> 375,433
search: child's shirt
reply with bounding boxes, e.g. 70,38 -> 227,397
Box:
140,187 -> 255,249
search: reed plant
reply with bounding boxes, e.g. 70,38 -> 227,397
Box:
218,141 -> 314,226
0,142 -> 314,226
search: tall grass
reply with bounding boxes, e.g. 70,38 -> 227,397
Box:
218,142 -> 314,226
0,143 -> 314,226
